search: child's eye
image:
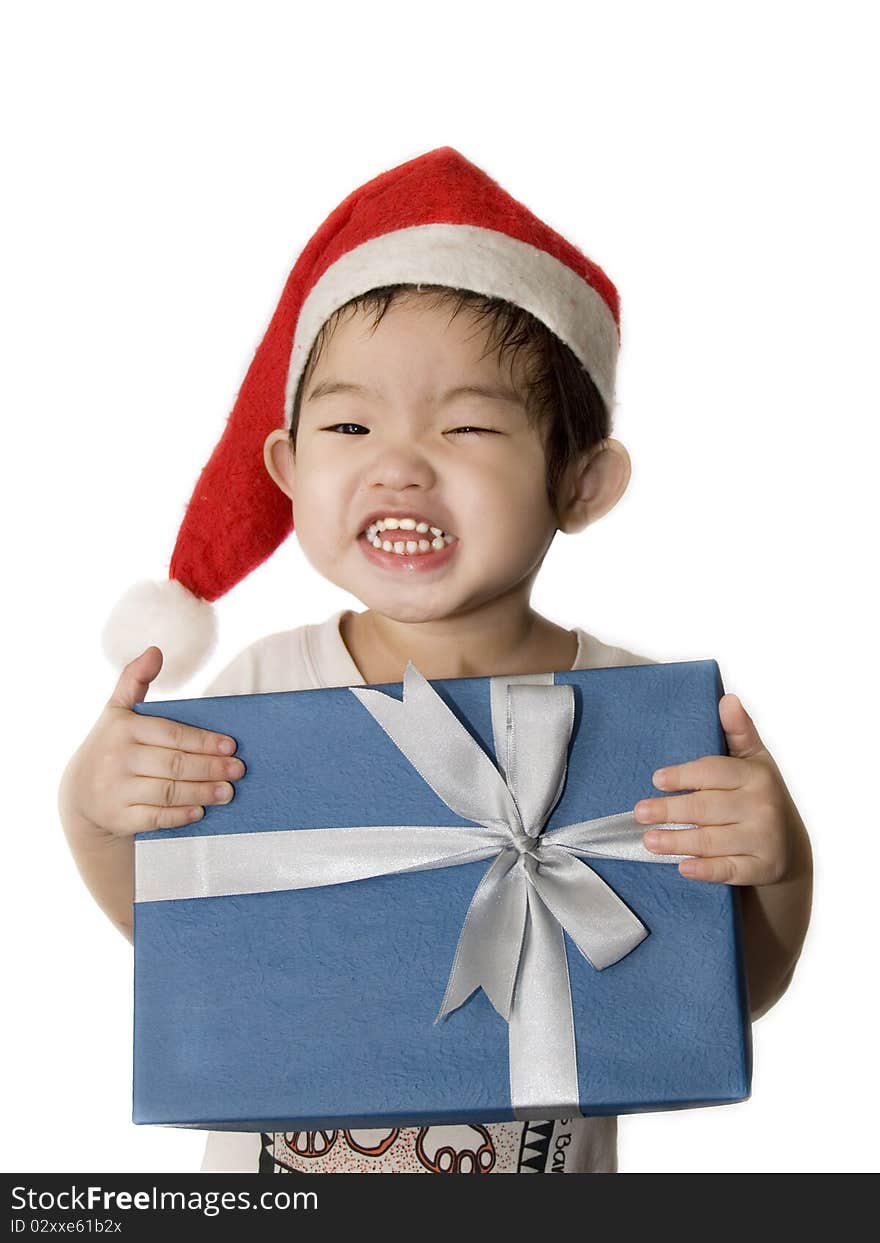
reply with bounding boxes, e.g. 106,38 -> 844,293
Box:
448,426 -> 496,436
326,423 -> 369,434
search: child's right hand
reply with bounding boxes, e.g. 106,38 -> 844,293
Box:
62,646 -> 245,839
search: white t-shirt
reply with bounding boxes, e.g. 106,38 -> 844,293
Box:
199,609 -> 656,1175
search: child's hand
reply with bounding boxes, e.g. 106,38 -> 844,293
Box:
61,647 -> 246,839
633,694 -> 804,886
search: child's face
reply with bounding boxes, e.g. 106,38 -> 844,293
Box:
265,296 -> 567,625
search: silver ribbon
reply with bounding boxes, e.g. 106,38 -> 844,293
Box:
135,662 -> 696,1119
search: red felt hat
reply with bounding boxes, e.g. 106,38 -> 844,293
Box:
102,146 -> 622,688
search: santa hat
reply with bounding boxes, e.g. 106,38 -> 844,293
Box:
102,146 -> 621,689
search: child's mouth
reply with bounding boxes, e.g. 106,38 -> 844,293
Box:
364,518 -> 456,557
358,519 -> 459,572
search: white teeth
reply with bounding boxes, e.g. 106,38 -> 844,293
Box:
365,516 -> 451,537
363,515 -> 458,555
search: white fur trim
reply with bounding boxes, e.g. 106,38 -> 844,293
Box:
101,579 -> 218,691
283,223 -> 618,422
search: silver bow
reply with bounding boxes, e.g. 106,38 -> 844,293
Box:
135,662 -> 695,1119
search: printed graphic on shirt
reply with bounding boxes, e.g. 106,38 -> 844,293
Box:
343,1128 -> 401,1157
414,1126 -> 496,1174
517,1120 -> 555,1172
257,1120 -> 587,1174
259,1126 -> 501,1174
256,1118 -> 611,1173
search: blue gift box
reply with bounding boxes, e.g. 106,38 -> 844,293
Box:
132,658 -> 752,1130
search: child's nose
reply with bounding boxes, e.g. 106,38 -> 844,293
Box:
364,444 -> 437,491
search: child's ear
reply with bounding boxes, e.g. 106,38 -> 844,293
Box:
556,438 -> 631,534
263,428 -> 296,500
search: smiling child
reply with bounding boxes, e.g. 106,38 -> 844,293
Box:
58,147 -> 813,1174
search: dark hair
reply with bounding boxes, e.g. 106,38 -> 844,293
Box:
288,283 -> 611,518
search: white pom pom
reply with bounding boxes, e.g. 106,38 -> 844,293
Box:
102,579 -> 218,691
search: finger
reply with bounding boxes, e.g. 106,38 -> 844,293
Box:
641,822 -> 757,859
122,803 -> 208,833
108,647 -> 164,710
127,743 -> 246,785
130,712 -> 238,758
719,694 -> 768,761
635,789 -> 744,827
652,754 -> 748,793
126,775 -> 236,811
677,853 -> 760,886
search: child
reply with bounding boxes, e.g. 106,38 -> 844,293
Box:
58,147 -> 813,1174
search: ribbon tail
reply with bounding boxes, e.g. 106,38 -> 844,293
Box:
531,849 -> 648,970
435,850 -> 527,1023
509,885 -> 581,1119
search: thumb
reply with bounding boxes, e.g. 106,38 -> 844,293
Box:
108,646 -> 164,710
719,693 -> 767,760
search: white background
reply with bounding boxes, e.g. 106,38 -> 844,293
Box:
2,0 -> 876,1174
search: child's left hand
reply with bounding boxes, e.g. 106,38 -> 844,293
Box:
633,694 -> 802,885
